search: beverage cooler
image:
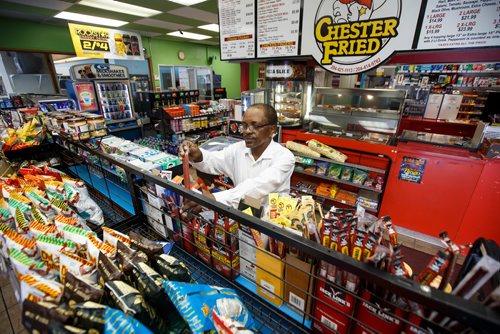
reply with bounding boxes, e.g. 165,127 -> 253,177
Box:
67,63 -> 142,139
265,62 -> 311,128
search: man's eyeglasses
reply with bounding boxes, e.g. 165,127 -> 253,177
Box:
238,123 -> 274,132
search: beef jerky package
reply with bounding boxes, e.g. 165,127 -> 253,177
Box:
105,280 -> 168,333
22,299 -> 75,334
153,254 -> 192,282
97,251 -> 125,284
129,261 -> 166,307
64,271 -> 104,305
116,241 -> 148,275
71,301 -> 106,333
129,230 -> 164,259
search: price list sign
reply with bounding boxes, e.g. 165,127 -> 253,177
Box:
257,0 -> 301,58
417,0 -> 500,50
219,0 -> 256,60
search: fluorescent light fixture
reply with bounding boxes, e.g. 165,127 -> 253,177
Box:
167,31 -> 211,40
54,11 -> 128,27
79,0 -> 161,18
198,24 -> 219,32
53,56 -> 92,64
366,94 -> 374,100
168,0 -> 208,5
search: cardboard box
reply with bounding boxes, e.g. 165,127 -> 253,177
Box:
352,289 -> 407,334
284,255 -> 315,315
256,248 -> 285,306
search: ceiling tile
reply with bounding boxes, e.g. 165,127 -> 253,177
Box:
136,31 -> 162,37
122,23 -> 169,34
191,0 -> 218,14
167,7 -> 218,23
0,1 -> 59,16
118,0 -> 182,12
63,4 -> 140,21
147,12 -> 206,27
0,8 -> 57,22
186,27 -> 218,38
134,18 -> 192,31
3,0 -> 73,11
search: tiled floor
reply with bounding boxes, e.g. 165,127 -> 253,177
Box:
0,272 -> 28,334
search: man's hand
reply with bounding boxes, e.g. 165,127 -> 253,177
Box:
179,141 -> 203,163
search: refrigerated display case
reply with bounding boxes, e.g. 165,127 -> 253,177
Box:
241,88 -> 270,113
265,62 -> 310,128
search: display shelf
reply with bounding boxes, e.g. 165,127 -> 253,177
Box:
171,110 -> 227,120
106,117 -> 136,124
293,152 -> 386,174
290,186 -> 377,213
173,122 -> 225,134
294,168 -> 383,193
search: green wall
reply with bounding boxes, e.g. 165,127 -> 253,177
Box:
0,17 -> 241,98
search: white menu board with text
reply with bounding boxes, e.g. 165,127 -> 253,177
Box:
418,0 -> 500,50
219,0 -> 256,60
257,0 -> 302,58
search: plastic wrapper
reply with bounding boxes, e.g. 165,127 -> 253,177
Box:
102,226 -> 131,247
71,301 -> 106,332
212,309 -> 255,334
104,306 -> 154,334
54,214 -> 78,231
327,163 -> 343,179
352,169 -> 368,185
60,250 -> 97,284
5,229 -> 38,258
64,271 -> 104,304
19,273 -> 64,304
303,164 -> 316,173
316,161 -> 329,176
64,182 -> 104,226
50,197 -> 76,218
129,230 -> 164,259
87,234 -> 116,262
13,205 -> 30,234
0,222 -> 16,256
116,241 -> 148,274
153,254 -> 192,282
21,300 -> 76,334
98,251 -> 125,284
30,204 -> 51,226
307,139 -> 347,162
129,261 -> 165,306
105,280 -> 168,333
62,225 -> 96,258
29,220 -> 59,239
341,166 -> 353,181
285,141 -> 321,157
164,281 -> 255,333
10,248 -> 55,278
36,235 -> 76,272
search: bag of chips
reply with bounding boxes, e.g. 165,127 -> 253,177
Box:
163,282 -> 255,333
102,226 -> 131,247
97,251 -> 125,284
71,301 -> 106,333
129,230 -> 164,259
64,271 -> 104,305
129,262 -> 165,306
36,235 -> 76,272
105,280 -> 168,333
19,273 -> 64,303
105,306 -> 154,334
30,204 -> 51,226
22,299 -> 75,334
9,248 -> 54,278
60,250 -> 97,284
5,229 -> 38,258
153,254 -> 192,282
352,168 -> 368,185
14,206 -> 29,234
87,234 -> 116,263
116,241 -> 148,274
29,220 -> 59,239
327,163 -> 343,179
212,309 -> 255,334
50,197 -> 76,218
62,225 -> 96,259
25,189 -> 51,214
54,214 -> 78,231
0,221 -> 16,256
64,182 -> 104,226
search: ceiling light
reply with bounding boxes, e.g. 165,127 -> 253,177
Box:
198,24 -> 219,32
79,0 -> 161,18
168,0 -> 208,5
167,31 -> 211,40
55,11 -> 128,27
53,56 -> 92,64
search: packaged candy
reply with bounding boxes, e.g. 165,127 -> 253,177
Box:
164,282 -> 255,333
153,254 -> 192,282
9,248 -> 54,278
102,226 -> 131,247
116,241 -> 148,274
87,234 -> 116,262
327,163 -> 343,179
64,271 -> 104,304
62,225 -> 96,258
105,280 -> 168,333
97,251 -> 125,284
352,169 -> 368,185
129,230 -> 164,259
60,250 -> 97,284
341,166 -> 353,181
316,161 -> 329,176
36,235 -> 76,272
19,273 -> 64,303
29,220 -> 58,239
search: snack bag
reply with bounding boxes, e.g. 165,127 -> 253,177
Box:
105,306 -> 154,334
49,197 -> 76,218
14,206 -> 29,234
164,281 -> 255,333
63,181 -> 104,225
129,230 -> 164,259
115,241 -> 148,274
5,229 -> 38,258
19,273 -> 64,304
9,248 -> 54,278
352,169 -> 368,185
60,250 -> 98,284
29,220 -> 58,239
327,163 -> 343,179
316,161 -> 329,176
64,271 -> 104,304
153,254 -> 192,282
212,307 -> 255,334
87,234 -> 116,263
341,166 -> 353,181
102,226 -> 131,247
30,204 -> 51,226
97,251 -> 125,284
62,225 -> 96,258
129,262 -> 166,306
36,235 -> 77,272
54,214 -> 78,231
0,222 -> 16,256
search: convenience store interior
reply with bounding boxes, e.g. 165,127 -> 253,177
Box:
0,1 -> 499,334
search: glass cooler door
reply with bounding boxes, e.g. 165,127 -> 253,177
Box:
269,81 -> 306,128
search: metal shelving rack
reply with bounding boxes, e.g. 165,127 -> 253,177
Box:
42,132 -> 500,334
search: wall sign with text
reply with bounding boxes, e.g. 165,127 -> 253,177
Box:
69,64 -> 129,80
68,23 -> 144,60
399,156 -> 427,184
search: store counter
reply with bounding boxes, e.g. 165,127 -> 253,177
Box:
282,128 -> 500,245
398,117 -> 477,137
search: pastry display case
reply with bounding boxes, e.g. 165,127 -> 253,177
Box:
308,88 -> 405,144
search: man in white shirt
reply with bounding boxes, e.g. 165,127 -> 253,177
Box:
180,103 -> 295,210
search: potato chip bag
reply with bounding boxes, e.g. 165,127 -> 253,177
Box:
60,250 -> 97,284
62,225 -> 96,259
19,273 -> 64,304
87,234 -> 116,263
102,226 -> 131,247
9,248 -> 54,278
36,235 -> 76,272
29,221 -> 58,239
